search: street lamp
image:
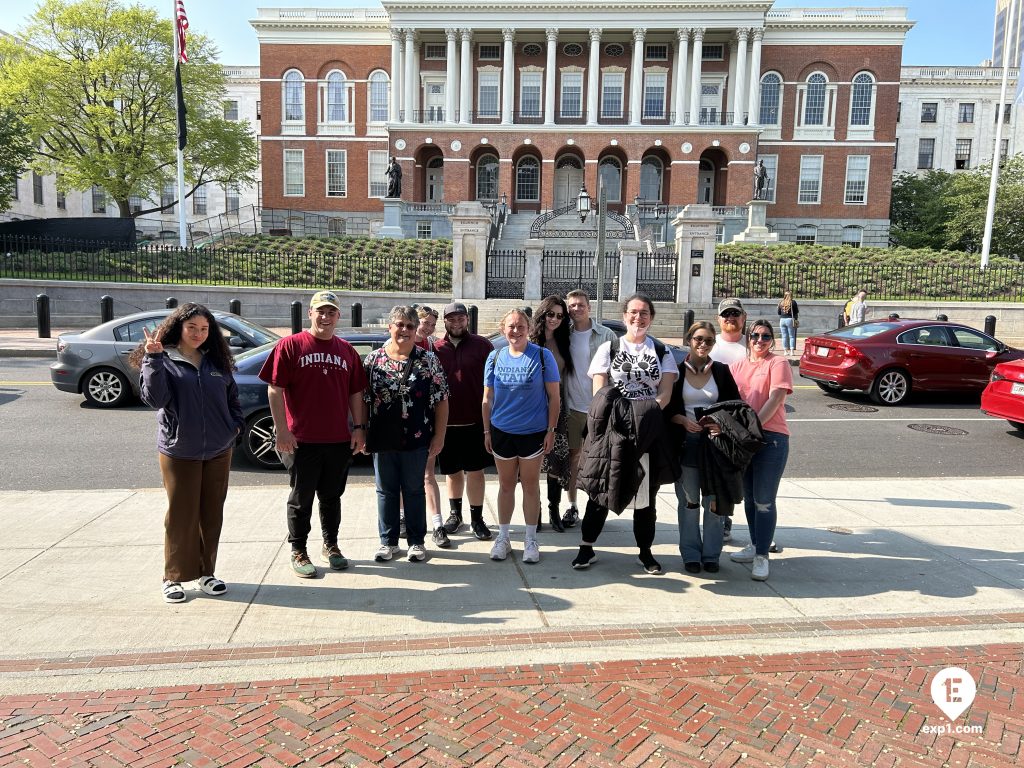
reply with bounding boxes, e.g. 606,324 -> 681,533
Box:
576,182 -> 606,322
576,184 -> 591,222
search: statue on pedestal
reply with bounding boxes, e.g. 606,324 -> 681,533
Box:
386,156 -> 403,198
753,159 -> 770,200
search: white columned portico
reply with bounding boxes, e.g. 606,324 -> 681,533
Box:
446,28 -> 459,123
544,28 -> 558,125
732,28 -> 749,125
629,28 -> 645,125
459,29 -> 472,124
587,28 -> 601,126
502,28 -> 515,124
746,27 -> 764,125
687,27 -> 704,126
404,29 -> 416,124
673,28 -> 689,126
390,29 -> 403,121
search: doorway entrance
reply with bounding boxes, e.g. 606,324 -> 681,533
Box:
553,157 -> 583,209
426,157 -> 444,202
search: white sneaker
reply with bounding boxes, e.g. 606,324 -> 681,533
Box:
374,544 -> 400,562
730,544 -> 756,563
407,544 -> 427,562
489,537 -> 512,561
751,555 -> 770,581
522,539 -> 540,564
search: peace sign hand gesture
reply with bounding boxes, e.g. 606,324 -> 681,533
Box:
143,326 -> 164,355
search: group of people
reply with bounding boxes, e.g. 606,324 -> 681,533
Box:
135,289 -> 794,604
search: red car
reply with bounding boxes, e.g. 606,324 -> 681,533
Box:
799,319 -> 1024,406
981,359 -> 1024,432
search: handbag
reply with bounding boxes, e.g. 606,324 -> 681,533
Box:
794,319 -> 800,329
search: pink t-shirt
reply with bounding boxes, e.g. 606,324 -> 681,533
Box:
731,354 -> 793,436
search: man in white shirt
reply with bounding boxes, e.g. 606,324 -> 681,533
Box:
710,298 -> 748,366
848,290 -> 868,324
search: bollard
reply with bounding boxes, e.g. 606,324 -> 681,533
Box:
469,305 -> 479,335
166,297 -> 178,309
290,301 -> 303,334
229,299 -> 241,316
936,313 -> 948,322
682,309 -> 694,333
523,306 -> 533,318
351,302 -> 362,328
36,293 -> 51,339
837,312 -> 845,329
100,295 -> 114,324
984,315 -> 997,336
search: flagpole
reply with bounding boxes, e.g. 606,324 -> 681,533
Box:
981,0 -> 1017,269
173,0 -> 187,248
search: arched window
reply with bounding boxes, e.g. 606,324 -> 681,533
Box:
639,157 -> 663,201
516,157 -> 540,202
850,72 -> 875,127
795,224 -> 817,244
759,73 -> 782,125
476,155 -> 499,200
324,71 -> 347,122
842,225 -> 863,247
283,70 -> 304,122
598,157 -> 622,203
368,71 -> 390,123
803,73 -> 827,126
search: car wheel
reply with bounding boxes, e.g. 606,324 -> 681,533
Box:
815,381 -> 843,393
241,411 -> 283,469
1009,420 -> 1024,432
870,369 -> 911,406
82,367 -> 131,408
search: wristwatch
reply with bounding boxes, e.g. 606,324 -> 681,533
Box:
547,427 -> 556,433
352,424 -> 367,430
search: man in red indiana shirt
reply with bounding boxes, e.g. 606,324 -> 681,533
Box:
259,291 -> 367,578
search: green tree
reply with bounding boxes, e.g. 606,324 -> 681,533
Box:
945,156 -> 1024,260
0,0 -> 258,218
0,107 -> 34,211
888,170 -> 956,250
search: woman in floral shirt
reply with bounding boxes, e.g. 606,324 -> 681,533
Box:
364,306 -> 449,563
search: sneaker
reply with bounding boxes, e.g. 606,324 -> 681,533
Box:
291,550 -> 317,578
730,544 -> 756,564
703,562 -> 720,574
571,546 -> 597,570
321,543 -> 349,570
722,519 -> 733,543
374,544 -> 400,562
197,575 -> 227,596
548,506 -> 565,533
561,506 -> 580,528
162,580 -> 185,604
522,539 -> 540,564
432,527 -> 451,548
443,512 -> 463,535
769,541 -> 783,554
638,551 -> 663,575
683,562 -> 701,574
751,555 -> 770,581
489,537 -> 512,561
470,518 -> 492,541
407,544 -> 427,562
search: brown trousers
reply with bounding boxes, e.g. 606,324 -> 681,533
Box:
158,449 -> 232,583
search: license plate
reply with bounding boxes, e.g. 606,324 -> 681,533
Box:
1012,382 -> 1024,395
816,346 -> 830,357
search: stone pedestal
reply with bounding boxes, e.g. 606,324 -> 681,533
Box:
525,239 -> 544,301
449,201 -> 491,299
618,241 -> 641,300
672,205 -> 718,305
732,199 -> 779,244
378,198 -> 405,239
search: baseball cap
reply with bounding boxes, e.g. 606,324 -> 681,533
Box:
718,298 -> 745,316
443,302 -> 468,317
310,290 -> 341,311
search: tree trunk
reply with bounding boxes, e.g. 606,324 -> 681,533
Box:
115,199 -> 133,218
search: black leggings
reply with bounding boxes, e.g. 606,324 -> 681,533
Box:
580,498 -> 657,551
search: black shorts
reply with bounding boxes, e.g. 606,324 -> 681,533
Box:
437,423 -> 493,475
490,426 -> 546,461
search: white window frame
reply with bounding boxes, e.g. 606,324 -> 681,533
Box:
223,99 -> 239,121
519,69 -> 543,118
918,138 -> 935,169
476,154 -> 499,200
758,72 -> 783,132
283,149 -> 305,196
224,183 -> 240,213
645,44 -> 668,61
794,72 -> 835,141
798,155 -> 823,204
847,71 -> 876,140
318,70 -> 353,135
844,155 -> 870,205
795,224 -> 817,244
757,154 -> 778,203
560,69 -> 583,118
326,149 -> 347,198
516,156 -> 540,202
958,102 -> 975,123
282,69 -> 305,134
477,69 -> 500,117
701,44 -> 724,60
479,43 -> 501,60
424,43 -> 446,60
955,138 -> 972,170
367,150 -> 389,198
841,226 -> 863,247
600,69 -> 625,119
643,69 -> 667,119
192,184 -> 207,215
367,71 -> 390,133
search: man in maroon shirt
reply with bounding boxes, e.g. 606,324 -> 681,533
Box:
431,302 -> 494,543
259,290 -> 367,578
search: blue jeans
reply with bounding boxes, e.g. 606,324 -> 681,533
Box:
374,447 -> 429,546
779,317 -> 796,351
674,465 -> 728,564
742,431 -> 789,556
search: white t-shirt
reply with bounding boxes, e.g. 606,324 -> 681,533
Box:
588,337 -> 676,401
710,337 -> 747,366
682,376 -> 719,420
567,328 -> 595,413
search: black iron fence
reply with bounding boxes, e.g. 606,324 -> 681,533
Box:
637,251 -> 677,302
541,250 -> 620,299
486,249 -> 527,299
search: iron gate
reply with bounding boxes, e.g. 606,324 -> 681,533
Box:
485,249 -> 526,298
541,250 -> 620,299
636,251 -> 678,302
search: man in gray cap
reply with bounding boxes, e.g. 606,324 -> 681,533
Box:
431,302 -> 495,543
710,298 -> 748,367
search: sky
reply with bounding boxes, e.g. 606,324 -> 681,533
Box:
0,0 -> 998,67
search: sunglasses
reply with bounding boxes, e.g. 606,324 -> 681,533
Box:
545,311 -> 564,320
690,336 -> 715,346
392,322 -> 418,331
749,332 -> 773,342
721,310 -> 743,318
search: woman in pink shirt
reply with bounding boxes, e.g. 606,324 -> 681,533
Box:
728,319 -> 792,582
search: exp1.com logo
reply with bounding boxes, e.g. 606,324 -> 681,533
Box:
921,667 -> 983,735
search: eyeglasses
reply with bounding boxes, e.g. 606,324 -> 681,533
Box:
392,322 -> 418,331
690,336 -> 715,347
721,310 -> 743,319
749,332 -> 773,342
545,311 -> 564,320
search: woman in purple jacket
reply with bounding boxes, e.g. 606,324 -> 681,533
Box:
129,304 -> 243,604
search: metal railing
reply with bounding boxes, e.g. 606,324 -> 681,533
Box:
388,109 -> 750,127
540,250 -> 620,299
637,251 -> 677,302
486,249 -> 527,299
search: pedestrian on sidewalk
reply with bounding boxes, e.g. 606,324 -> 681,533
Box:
483,308 -> 561,564
776,291 -> 800,356
848,289 -> 869,325
258,291 -> 367,579
364,306 -> 449,564
131,303 -> 243,604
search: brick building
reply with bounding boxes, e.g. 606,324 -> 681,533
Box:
253,2 -> 911,246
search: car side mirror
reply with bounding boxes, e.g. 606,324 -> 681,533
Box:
228,335 -> 249,349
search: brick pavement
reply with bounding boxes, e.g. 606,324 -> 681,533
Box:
1,641 -> 1020,767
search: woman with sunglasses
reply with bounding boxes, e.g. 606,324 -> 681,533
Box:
729,320 -> 792,581
668,321 -> 740,574
529,296 -> 574,533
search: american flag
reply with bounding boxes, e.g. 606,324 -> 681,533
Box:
175,0 -> 189,63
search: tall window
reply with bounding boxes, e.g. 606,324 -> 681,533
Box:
798,155 -> 823,204
223,100 -> 239,121
478,71 -> 500,117
283,70 -> 304,122
560,71 -> 583,118
601,72 -> 624,118
894,138 -> 899,169
520,72 -> 542,117
91,185 -> 105,213
996,104 -> 1012,123
955,139 -> 972,170
598,157 -> 622,202
368,150 -> 388,197
842,226 -> 863,247
129,194 -> 144,214
639,157 -> 662,201
803,73 -> 827,126
516,156 -> 540,201
759,73 -> 781,125
756,154 -> 778,203
477,154 -> 499,200
161,183 -> 175,213
193,184 -> 207,215
224,184 -> 240,212
369,71 -> 390,122
1001,138 -> 1010,162
326,150 -> 346,197
11,176 -> 18,201
958,103 -> 975,123
324,71 -> 347,122
920,102 -> 937,123
849,72 -> 874,126
643,72 -> 666,119
844,155 -> 870,204
32,172 -> 43,205
56,175 -> 65,210
918,138 -> 935,169
283,149 -> 304,195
